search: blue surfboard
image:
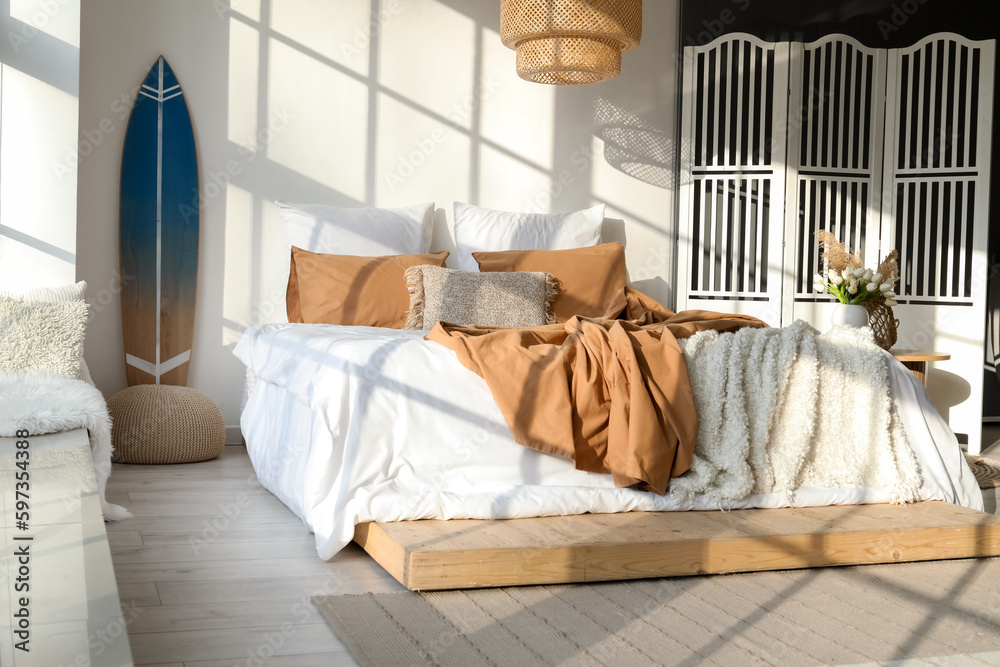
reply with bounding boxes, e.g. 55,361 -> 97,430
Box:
119,56 -> 199,387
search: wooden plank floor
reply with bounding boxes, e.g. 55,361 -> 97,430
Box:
355,501 -> 1000,591
108,445 -> 1000,665
106,447 -> 403,666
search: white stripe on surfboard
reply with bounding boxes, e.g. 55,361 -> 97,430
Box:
139,91 -> 183,102
155,57 -> 163,385
142,82 -> 179,94
126,351 -> 191,378
140,83 -> 182,102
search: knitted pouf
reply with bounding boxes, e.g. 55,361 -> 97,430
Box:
108,384 -> 225,464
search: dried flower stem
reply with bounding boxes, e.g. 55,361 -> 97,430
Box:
817,230 -> 863,272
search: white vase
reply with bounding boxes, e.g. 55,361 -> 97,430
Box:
831,303 -> 869,328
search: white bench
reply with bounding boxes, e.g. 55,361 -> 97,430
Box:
0,428 -> 134,666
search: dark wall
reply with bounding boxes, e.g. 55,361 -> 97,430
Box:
679,0 -> 996,49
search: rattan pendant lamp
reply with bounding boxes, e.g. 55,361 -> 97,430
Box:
500,0 -> 642,84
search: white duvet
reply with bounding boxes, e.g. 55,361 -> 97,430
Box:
234,323 -> 983,560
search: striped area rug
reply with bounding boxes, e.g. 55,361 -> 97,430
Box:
314,558 -> 1000,667
965,453 -> 1000,489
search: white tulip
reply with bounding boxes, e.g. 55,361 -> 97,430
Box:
872,272 -> 883,283
848,284 -> 858,294
852,267 -> 866,278
831,274 -> 844,286
814,282 -> 826,293
885,298 -> 898,307
842,268 -> 854,281
814,273 -> 825,284
879,282 -> 892,292
884,290 -> 896,299
866,282 -> 878,291
829,268 -> 840,281
863,268 -> 873,281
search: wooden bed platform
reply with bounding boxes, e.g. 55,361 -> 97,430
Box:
354,501 -> 1000,591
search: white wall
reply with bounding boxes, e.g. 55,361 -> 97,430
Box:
0,0 -> 80,289
77,0 -> 680,441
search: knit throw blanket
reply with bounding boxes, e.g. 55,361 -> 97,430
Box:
669,321 -> 921,506
0,371 -> 131,520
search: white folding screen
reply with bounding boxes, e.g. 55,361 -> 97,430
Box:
676,35 -> 788,325
678,32 -> 995,452
782,36 -> 888,328
882,34 -> 995,453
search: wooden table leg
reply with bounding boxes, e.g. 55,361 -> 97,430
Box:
900,360 -> 928,386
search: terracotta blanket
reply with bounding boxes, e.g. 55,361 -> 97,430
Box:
426,288 -> 765,494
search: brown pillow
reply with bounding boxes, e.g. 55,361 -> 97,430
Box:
473,242 -> 627,322
287,247 -> 449,327
403,265 -> 557,330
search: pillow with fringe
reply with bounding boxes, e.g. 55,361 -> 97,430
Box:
404,265 -> 557,330
0,297 -> 88,378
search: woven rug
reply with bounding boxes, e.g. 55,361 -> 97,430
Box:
965,453 -> 1000,489
314,564 -> 1000,667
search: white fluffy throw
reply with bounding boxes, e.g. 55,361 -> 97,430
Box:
0,371 -> 131,520
670,321 -> 921,506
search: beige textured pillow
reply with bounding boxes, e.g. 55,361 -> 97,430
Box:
404,266 -> 557,330
0,297 -> 88,378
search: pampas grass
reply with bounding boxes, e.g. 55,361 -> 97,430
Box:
817,229 -> 863,272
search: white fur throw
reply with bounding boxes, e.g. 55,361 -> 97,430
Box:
670,321 -> 921,506
0,371 -> 131,520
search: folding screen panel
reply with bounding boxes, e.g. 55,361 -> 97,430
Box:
881,34 -> 995,453
781,36 -> 888,327
676,35 -> 789,325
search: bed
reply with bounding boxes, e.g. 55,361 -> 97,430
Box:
235,322 -> 983,561
235,199 -> 993,587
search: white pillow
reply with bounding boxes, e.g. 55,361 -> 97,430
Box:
0,281 -> 94,385
452,202 -> 605,272
277,200 -> 435,257
0,280 -> 87,302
